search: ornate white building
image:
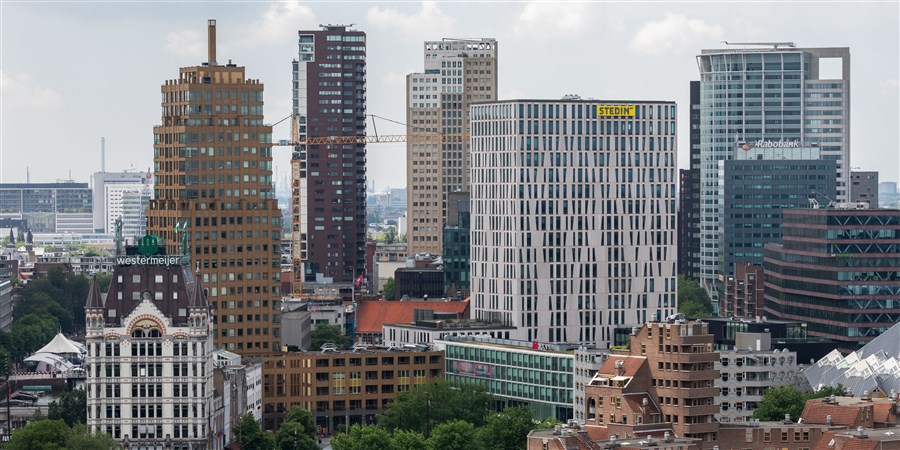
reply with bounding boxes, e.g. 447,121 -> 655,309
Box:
85,240 -> 214,450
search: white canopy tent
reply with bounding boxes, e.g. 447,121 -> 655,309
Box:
36,333 -> 83,355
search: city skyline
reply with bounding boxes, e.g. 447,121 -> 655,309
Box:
2,1 -> 898,188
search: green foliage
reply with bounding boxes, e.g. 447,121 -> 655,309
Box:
7,420 -> 120,450
48,389 -> 87,426
476,406 -> 537,450
332,424 -> 397,450
391,429 -> 427,450
427,420 -> 479,450
812,384 -> 848,398
310,323 -> 350,350
378,380 -> 494,434
95,273 -> 112,292
234,413 -> 274,450
752,385 -> 810,421
275,406 -> 318,450
383,277 -> 395,300
677,276 -> 713,318
16,268 -> 92,334
383,227 -> 396,244
274,422 -> 318,450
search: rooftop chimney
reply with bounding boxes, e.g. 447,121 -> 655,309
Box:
207,19 -> 217,66
826,415 -> 833,426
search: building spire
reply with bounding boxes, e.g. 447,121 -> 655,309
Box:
86,275 -> 103,309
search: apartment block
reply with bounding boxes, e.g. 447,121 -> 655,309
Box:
406,39 -> 497,255
715,332 -> 801,423
292,25 -> 367,283
146,21 -> 282,355
470,99 -> 677,347
260,348 -> 444,432
721,263 -> 765,319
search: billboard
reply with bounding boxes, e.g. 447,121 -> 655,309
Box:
596,105 -> 635,117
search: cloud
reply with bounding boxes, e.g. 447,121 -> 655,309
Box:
367,1 -> 453,37
383,70 -> 415,86
630,14 -> 722,56
883,79 -> 899,88
166,29 -> 206,60
248,1 -> 317,45
0,71 -> 63,112
509,1 -> 595,39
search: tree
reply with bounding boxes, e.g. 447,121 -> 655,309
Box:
64,424 -> 121,450
283,406 -> 317,436
310,323 -> 350,350
752,385 -> 809,421
391,429 -> 427,450
48,389 -> 87,426
234,413 -> 274,450
378,380 -> 494,434
426,420 -> 479,450
96,272 -> 112,292
812,384 -> 848,398
275,406 -> 318,450
677,276 -> 713,318
6,419 -> 69,450
383,277 -> 395,300
275,422 -> 318,450
476,406 -> 537,450
384,227 -> 396,244
332,424 -> 397,450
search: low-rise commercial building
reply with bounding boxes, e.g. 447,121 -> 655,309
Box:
260,348 -> 444,432
439,336 -> 575,421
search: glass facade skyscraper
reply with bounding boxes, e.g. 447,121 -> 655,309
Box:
696,46 -> 850,299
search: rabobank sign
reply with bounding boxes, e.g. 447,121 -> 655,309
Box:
752,140 -> 801,148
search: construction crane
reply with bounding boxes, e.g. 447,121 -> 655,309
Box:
271,113 -> 461,298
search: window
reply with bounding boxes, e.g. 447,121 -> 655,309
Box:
781,431 -> 788,442
763,431 -> 771,443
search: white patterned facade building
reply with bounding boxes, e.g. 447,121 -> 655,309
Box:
85,244 -> 215,450
470,99 -> 678,348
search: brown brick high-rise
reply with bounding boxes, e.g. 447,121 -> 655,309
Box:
147,20 -> 282,355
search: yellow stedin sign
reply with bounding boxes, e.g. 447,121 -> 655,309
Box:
596,105 -> 636,117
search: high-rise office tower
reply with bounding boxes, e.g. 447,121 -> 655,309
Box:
94,171 -> 152,236
292,25 -> 367,284
677,81 -> 702,280
696,45 -> 850,299
850,171 -> 879,207
470,99 -> 678,347
406,39 -> 498,256
147,20 -> 282,355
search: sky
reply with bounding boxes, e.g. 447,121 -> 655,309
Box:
2,1 -> 898,193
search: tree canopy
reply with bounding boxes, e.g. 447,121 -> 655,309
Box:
310,323 -> 350,350
274,406 -> 319,450
234,413 -> 274,450
378,380 -> 494,434
752,384 -> 848,421
476,406 -> 538,450
426,420 -> 479,450
677,276 -> 713,318
48,389 -> 87,426
7,420 -> 120,450
383,277 -> 395,300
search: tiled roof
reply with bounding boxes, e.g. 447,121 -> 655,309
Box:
840,439 -> 879,450
356,299 -> 469,333
596,356 -> 647,378
623,393 -> 661,414
812,431 -> 839,450
872,402 -> 895,424
801,400 -> 864,426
